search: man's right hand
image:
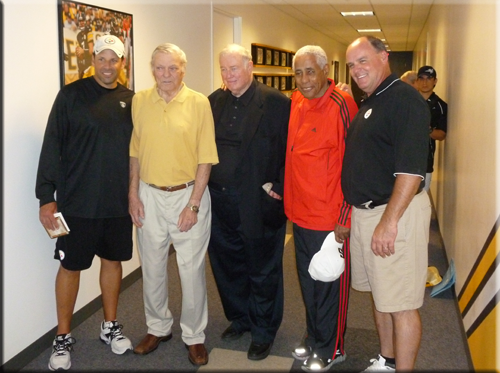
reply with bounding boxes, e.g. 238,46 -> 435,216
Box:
129,194 -> 145,228
39,202 -> 58,231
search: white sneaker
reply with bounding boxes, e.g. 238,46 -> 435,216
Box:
48,333 -> 76,371
362,354 -> 396,372
292,344 -> 312,360
301,350 -> 347,372
99,320 -> 133,354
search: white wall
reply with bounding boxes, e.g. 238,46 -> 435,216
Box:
413,1 -> 499,370
2,0 -> 212,364
3,0 -> 350,365
213,3 -> 348,82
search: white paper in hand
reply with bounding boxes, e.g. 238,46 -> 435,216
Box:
308,232 -> 345,282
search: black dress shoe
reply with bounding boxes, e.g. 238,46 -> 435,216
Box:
221,325 -> 246,341
247,341 -> 273,360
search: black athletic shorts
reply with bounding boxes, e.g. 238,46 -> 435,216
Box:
54,216 -> 133,271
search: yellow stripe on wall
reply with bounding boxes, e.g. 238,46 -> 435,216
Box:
458,233 -> 499,312
467,301 -> 499,371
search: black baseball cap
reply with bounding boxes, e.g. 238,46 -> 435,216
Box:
418,66 -> 437,79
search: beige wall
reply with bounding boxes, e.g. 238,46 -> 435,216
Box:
2,0 -> 349,364
4,0 -> 499,369
413,2 -> 499,370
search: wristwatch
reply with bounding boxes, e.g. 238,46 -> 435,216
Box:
187,203 -> 199,213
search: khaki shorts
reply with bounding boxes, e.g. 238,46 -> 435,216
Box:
350,191 -> 431,312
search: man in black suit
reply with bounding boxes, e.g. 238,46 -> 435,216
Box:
207,43 -> 290,361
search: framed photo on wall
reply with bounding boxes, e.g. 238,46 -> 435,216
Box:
265,49 -> 273,65
334,61 -> 339,84
273,50 -> 280,66
58,0 -> 134,90
280,76 -> 287,91
273,76 -> 280,89
256,47 -> 264,65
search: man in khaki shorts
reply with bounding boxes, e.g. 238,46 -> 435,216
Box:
339,36 -> 431,371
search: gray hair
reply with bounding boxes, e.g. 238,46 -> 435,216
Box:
292,45 -> 328,71
401,70 -> 418,84
219,44 -> 252,66
150,43 -> 187,73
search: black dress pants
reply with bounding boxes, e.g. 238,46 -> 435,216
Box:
208,184 -> 286,344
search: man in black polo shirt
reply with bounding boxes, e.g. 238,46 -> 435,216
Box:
339,36 -> 431,371
417,65 -> 448,191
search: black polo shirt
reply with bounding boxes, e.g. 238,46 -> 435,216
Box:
426,92 -> 448,172
210,80 -> 257,186
341,74 -> 430,206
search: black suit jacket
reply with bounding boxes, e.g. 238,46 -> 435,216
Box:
208,81 -> 290,237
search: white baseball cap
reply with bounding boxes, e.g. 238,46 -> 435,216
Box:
94,35 -> 124,58
308,232 -> 345,282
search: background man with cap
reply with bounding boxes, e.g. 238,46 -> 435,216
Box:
36,35 -> 134,371
129,43 -> 218,366
417,65 -> 448,191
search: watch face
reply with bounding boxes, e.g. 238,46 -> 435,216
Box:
191,205 -> 199,213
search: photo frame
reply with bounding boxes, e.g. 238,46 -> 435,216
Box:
281,52 -> 287,67
280,76 -> 287,91
273,50 -> 280,66
266,76 -> 273,87
256,47 -> 264,65
273,76 -> 280,89
334,61 -> 340,84
58,0 -> 134,90
265,49 -> 273,65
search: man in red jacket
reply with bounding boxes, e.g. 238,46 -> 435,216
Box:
284,45 -> 358,372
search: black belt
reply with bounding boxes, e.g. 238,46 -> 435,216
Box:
148,180 -> 194,192
354,198 -> 390,210
354,188 -> 423,210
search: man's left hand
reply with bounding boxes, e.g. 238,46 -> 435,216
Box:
177,207 -> 198,232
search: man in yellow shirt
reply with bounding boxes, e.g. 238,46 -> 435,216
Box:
128,43 -> 218,366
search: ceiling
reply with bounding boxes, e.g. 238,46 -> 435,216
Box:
260,0 -> 434,51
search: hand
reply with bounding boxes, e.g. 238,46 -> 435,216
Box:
371,220 -> 397,258
177,207 -> 198,232
333,223 -> 350,242
39,202 -> 59,231
128,194 -> 145,228
75,46 -> 84,58
336,82 -> 353,98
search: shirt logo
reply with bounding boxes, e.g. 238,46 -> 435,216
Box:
120,101 -> 126,108
364,108 -> 372,119
58,250 -> 65,261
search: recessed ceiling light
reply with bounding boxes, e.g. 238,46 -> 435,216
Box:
341,11 -> 374,17
357,29 -> 382,33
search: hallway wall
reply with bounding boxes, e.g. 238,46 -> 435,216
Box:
413,2 -> 499,370
3,0 -> 499,369
2,0 -> 349,365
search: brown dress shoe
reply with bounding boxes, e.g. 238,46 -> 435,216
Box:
185,343 -> 208,365
133,333 -> 172,355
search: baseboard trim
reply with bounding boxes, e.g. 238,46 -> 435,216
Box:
1,267 -> 142,372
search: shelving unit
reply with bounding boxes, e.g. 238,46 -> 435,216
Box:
251,43 -> 296,97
